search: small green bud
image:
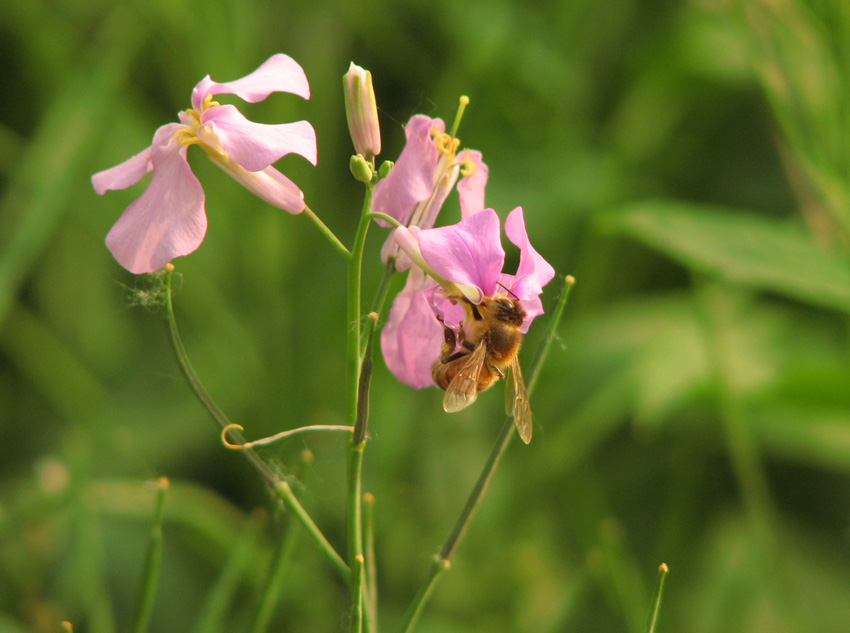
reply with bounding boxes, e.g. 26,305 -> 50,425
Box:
350,154 -> 374,183
378,160 -> 394,179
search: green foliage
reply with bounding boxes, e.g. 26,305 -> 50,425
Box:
2,0 -> 849,632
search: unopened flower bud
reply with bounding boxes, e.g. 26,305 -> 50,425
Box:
350,154 -> 374,183
378,160 -> 394,179
343,63 -> 381,162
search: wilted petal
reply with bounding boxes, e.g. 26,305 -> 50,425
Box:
105,139 -> 206,274
504,207 -> 555,298
457,150 -> 488,219
418,209 -> 504,301
192,53 -> 311,110
372,116 -> 443,226
200,105 -> 317,172
381,267 -> 443,388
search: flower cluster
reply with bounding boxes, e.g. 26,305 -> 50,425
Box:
373,103 -> 554,390
92,55 -> 555,403
92,54 -> 317,274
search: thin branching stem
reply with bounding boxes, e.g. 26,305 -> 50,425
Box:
347,186 -> 375,633
645,563 -> 669,633
130,477 -> 168,633
302,204 -> 351,259
401,274 -> 576,633
162,266 -> 348,580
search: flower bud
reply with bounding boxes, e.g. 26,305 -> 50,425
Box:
378,160 -> 394,179
350,154 -> 374,183
343,63 -> 381,162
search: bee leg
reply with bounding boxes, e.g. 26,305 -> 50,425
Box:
484,356 -> 505,379
439,326 -> 462,363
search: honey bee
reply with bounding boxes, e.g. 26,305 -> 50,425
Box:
431,296 -> 533,443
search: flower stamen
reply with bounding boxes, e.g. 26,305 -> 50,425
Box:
173,128 -> 203,146
457,149 -> 477,177
202,94 -> 220,111
448,95 -> 470,139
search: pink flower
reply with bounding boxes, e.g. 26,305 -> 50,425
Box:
381,207 -> 555,388
372,106 -> 488,270
92,54 -> 318,274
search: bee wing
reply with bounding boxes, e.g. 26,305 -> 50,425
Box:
506,358 -> 533,443
443,343 -> 487,413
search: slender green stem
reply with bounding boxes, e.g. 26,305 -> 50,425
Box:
193,511 -> 267,633
162,267 -> 347,580
130,478 -> 168,633
302,204 -> 351,259
274,481 -> 350,579
401,274 -> 576,633
645,563 -> 669,633
528,275 -> 575,393
365,211 -> 404,229
346,186 -> 375,631
363,493 -> 378,633
350,554 -> 366,633
401,556 -> 451,633
368,262 -> 397,325
247,520 -> 300,633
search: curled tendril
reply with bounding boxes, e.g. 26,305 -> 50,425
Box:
222,423 -> 252,449
221,423 -> 357,451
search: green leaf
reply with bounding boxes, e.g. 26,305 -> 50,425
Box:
602,201 -> 850,313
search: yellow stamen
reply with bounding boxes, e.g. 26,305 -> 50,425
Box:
457,149 -> 477,177
173,128 -> 203,146
183,108 -> 202,125
202,94 -> 220,110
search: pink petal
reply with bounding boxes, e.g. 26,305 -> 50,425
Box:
504,207 -> 555,298
457,150 -> 488,219
418,209 -> 504,299
381,268 -> 443,389
91,123 -> 183,194
105,138 -> 206,274
201,105 -> 317,171
210,159 -> 306,214
192,54 -> 311,110
372,116 -> 444,226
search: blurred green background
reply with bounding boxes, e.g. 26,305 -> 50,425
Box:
3,0 -> 850,631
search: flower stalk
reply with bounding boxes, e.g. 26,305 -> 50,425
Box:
401,274 -> 575,633
130,477 -> 168,633
162,265 -> 349,580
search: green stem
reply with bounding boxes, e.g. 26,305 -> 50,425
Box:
130,478 -> 168,633
302,204 -> 351,259
274,481 -> 350,580
193,511 -> 267,633
247,520 -> 300,633
644,563 -> 669,633
527,275 -> 575,393
363,493 -> 378,633
365,211 -> 404,229
401,274 -> 576,633
346,186 -> 374,631
162,267 -> 348,580
368,262 -> 397,320
350,554 -> 366,633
